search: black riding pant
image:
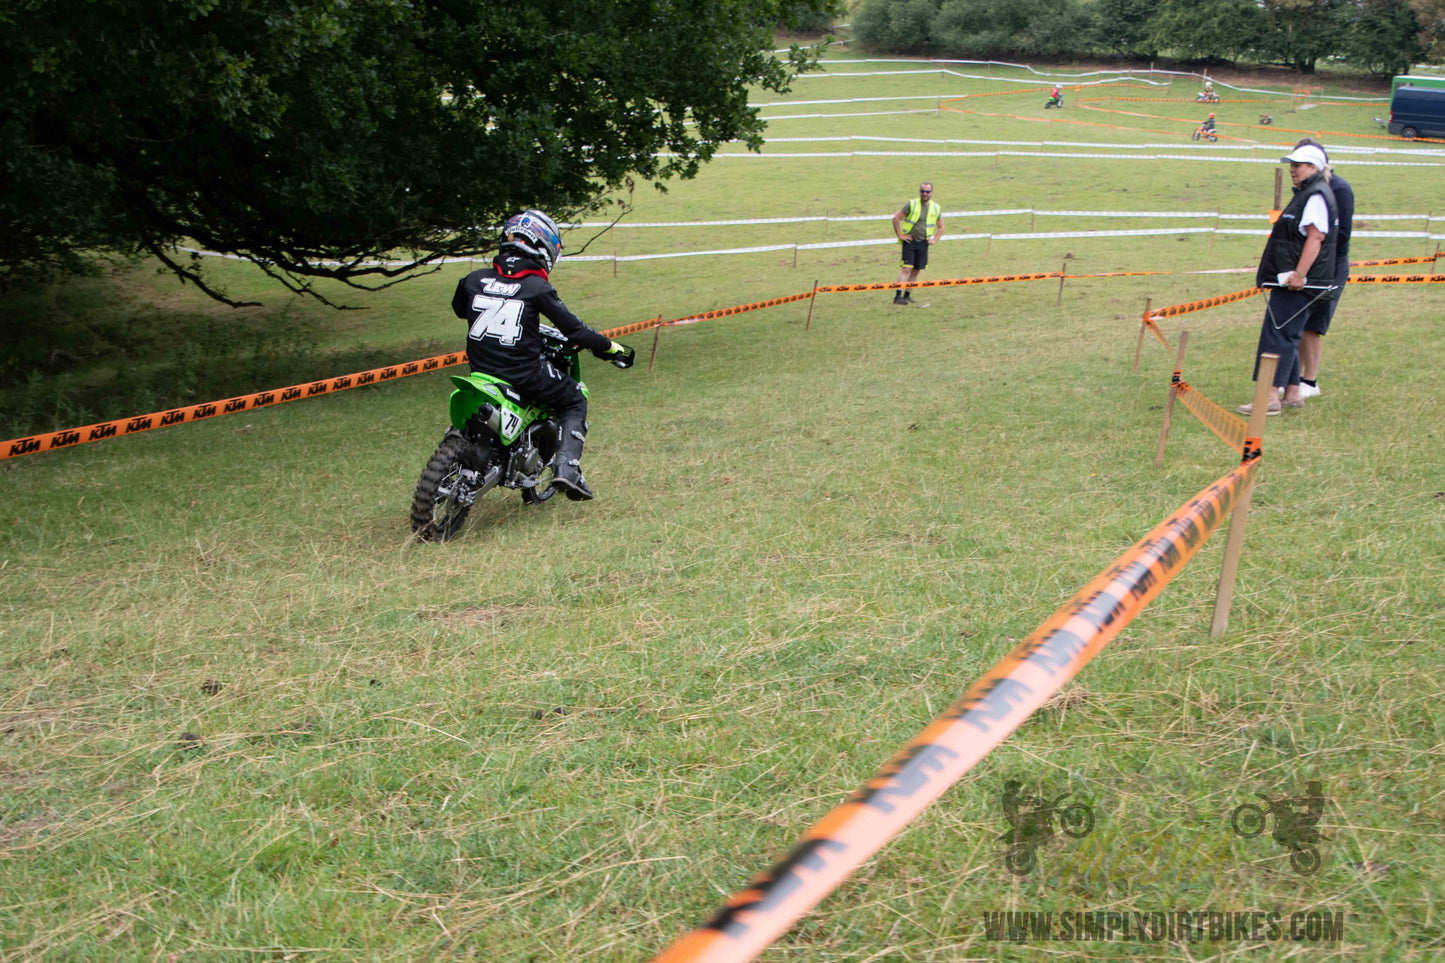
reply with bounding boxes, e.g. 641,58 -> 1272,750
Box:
494,361 -> 587,427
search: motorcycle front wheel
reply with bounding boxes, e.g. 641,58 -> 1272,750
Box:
1058,804 -> 1094,838
411,430 -> 479,541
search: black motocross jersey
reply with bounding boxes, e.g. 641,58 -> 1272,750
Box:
451,256 -> 611,379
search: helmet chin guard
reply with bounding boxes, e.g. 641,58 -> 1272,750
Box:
499,209 -> 563,270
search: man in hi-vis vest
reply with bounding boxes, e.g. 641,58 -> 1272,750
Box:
891,182 -> 945,305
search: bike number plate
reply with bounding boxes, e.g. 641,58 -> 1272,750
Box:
499,408 -> 521,440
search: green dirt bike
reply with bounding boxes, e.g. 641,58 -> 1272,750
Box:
410,324 -> 632,541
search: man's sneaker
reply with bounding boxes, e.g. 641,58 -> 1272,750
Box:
902,291 -> 914,303
1299,382 -> 1321,398
1237,401 -> 1283,417
892,293 -> 905,305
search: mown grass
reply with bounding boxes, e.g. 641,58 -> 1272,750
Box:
2,47 -> 1443,962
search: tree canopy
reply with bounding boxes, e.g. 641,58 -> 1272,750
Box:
0,0 -> 839,305
853,0 -> 1443,74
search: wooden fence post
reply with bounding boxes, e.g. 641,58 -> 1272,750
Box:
1210,353 -> 1278,639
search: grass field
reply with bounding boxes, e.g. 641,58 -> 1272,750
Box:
2,45 -> 1444,962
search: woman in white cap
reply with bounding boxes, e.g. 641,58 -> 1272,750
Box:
1239,143 -> 1339,416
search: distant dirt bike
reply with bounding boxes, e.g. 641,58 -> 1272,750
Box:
409,324 -> 634,541
1192,126 -> 1219,142
1196,91 -> 1220,103
1231,793 -> 1324,875
1044,96 -> 1063,109
1259,114 -> 1274,125
1000,792 -> 1095,875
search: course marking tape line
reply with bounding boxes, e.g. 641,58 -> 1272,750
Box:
818,272 -> 1058,293
651,461 -> 1258,963
1351,254 -> 1442,266
9,270 -> 1437,460
1147,286 -> 1263,321
1175,382 -> 1248,454
599,292 -> 819,338
1348,272 -> 1445,284
1,352 -> 469,461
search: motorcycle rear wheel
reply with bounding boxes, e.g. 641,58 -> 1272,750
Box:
411,430 -> 479,541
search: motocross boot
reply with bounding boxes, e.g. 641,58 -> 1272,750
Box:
551,414 -> 593,501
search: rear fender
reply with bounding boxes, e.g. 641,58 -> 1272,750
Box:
448,372 -> 545,446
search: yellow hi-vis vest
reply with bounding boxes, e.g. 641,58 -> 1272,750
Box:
900,198 -> 941,239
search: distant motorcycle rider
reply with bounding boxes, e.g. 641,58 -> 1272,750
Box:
451,210 -> 634,501
1201,112 -> 1216,133
1048,85 -> 1063,107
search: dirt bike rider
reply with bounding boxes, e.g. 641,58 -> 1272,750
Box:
1273,781 -> 1326,851
1047,85 -> 1063,107
1201,111 -> 1217,134
1198,79 -> 1216,102
451,209 -> 634,501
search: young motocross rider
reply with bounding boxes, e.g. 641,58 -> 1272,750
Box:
451,210 -> 634,501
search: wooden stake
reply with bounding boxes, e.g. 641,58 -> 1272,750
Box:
647,317 -> 664,372
805,280 -> 819,331
1154,330 -> 1189,467
1056,261 -> 1066,307
612,256 -> 618,278
1132,297 -> 1152,374
792,244 -> 798,269
1273,168 -> 1283,211
1210,353 -> 1278,639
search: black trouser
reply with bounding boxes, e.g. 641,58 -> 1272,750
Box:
1253,289 -> 1316,388
496,361 -> 588,425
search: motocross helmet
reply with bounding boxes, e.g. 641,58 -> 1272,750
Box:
499,209 -> 563,271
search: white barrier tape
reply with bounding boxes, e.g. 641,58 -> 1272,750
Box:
688,149 -> 1445,168
181,228 -> 1444,269
755,109 -> 942,121
752,94 -> 960,107
566,210 -> 1432,229
992,226 -> 1212,240
806,60 -> 1391,101
756,136 -> 1445,159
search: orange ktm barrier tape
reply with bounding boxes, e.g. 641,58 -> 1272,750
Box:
651,460 -> 1258,963
1147,286 -> 1261,322
2,293 -> 794,460
650,291 -> 819,330
2,351 -> 469,461
1141,316 -> 1172,351
1348,273 -> 1445,285
1351,254 -> 1442,268
1176,381 -> 1247,455
818,272 -> 1058,294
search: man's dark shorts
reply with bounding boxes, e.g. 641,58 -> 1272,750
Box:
1304,260 -> 1348,336
900,239 -> 929,271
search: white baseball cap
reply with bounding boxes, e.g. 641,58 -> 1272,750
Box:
1281,145 -> 1327,169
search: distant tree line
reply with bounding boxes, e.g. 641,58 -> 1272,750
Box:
853,0 -> 1445,76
